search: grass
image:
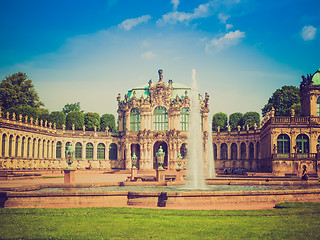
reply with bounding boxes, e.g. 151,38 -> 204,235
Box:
0,202 -> 320,239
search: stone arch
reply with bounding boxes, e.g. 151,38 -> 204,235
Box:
9,134 -> 13,157
97,143 -> 105,160
153,141 -> 168,169
296,134 -> 309,153
277,134 -> 290,153
220,143 -> 228,160
131,143 -> 141,168
109,143 -> 118,160
86,142 -> 94,160
240,142 -> 246,160
213,143 -> 217,160
249,142 -> 254,159
1,133 -> 6,157
21,136 -> 26,158
231,143 -> 237,160
56,141 -> 62,159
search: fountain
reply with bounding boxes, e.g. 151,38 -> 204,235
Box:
185,69 -> 207,189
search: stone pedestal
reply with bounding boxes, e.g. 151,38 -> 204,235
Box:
64,169 -> 76,184
176,169 -> 184,182
156,169 -> 166,182
131,167 -> 137,181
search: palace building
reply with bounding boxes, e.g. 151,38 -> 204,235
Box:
1,68 -> 320,176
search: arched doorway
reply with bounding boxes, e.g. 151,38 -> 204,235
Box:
153,141 -> 168,169
131,144 -> 141,168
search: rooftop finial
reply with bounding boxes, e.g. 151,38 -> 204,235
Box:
158,69 -> 163,82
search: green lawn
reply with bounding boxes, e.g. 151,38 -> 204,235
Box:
0,202 -> 319,239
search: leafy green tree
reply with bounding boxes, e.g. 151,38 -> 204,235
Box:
242,112 -> 260,129
66,111 -> 84,130
100,114 -> 116,132
62,102 -> 83,115
6,105 -> 38,123
84,112 -> 100,131
0,72 -> 43,111
49,111 -> 66,129
262,86 -> 300,117
229,112 -> 243,131
212,112 -> 228,131
38,108 -> 50,123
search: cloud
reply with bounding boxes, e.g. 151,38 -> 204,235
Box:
218,13 -> 230,24
118,15 -> 151,31
157,1 -> 214,26
171,0 -> 179,11
205,30 -> 245,53
141,51 -> 156,59
301,25 -> 317,41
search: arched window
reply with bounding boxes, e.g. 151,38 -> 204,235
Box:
9,135 -> 13,157
21,137 -> 25,158
47,141 -> 50,159
220,143 -> 228,160
249,142 -> 254,159
75,142 -> 82,159
256,142 -> 260,159
109,143 -> 118,160
213,143 -> 217,160
33,139 -> 36,158
86,143 -> 93,160
296,134 -> 309,153
43,140 -> 46,159
180,108 -> 190,131
277,134 -> 290,153
97,143 -> 105,160
56,141 -> 62,159
231,143 -> 237,160
15,136 -> 19,157
27,138 -> 31,158
240,142 -> 246,160
38,139 -> 41,159
130,108 -> 140,131
153,107 -> 168,131
2,134 -> 6,157
317,96 -> 320,116
180,143 -> 187,159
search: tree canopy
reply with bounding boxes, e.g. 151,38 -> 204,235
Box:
84,112 -> 100,131
62,102 -> 83,115
66,111 -> 84,130
0,72 -> 43,110
262,86 -> 300,117
243,112 -> 260,129
229,112 -> 243,131
212,112 -> 228,131
100,114 -> 116,132
49,111 -> 66,129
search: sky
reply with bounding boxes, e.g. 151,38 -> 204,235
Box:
0,0 -> 319,118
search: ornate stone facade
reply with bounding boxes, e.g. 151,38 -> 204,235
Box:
1,68 -> 320,176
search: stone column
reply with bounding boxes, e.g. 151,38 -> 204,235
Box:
82,142 -> 86,161
216,143 -> 221,161
11,137 -> 16,158
125,111 -> 130,131
93,142 -> 97,160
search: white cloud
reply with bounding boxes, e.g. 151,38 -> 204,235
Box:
205,30 -> 245,53
226,23 -> 233,30
118,15 -> 151,31
141,51 -> 156,59
218,13 -> 230,24
157,1 -> 214,26
301,25 -> 317,41
171,0 -> 179,11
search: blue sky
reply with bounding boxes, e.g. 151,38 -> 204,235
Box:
0,0 -> 319,117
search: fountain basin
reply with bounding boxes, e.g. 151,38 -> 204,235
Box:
1,181 -> 320,210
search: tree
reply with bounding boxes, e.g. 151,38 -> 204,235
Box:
242,112 -> 260,129
84,112 -> 100,131
100,114 -> 116,132
66,111 -> 84,130
212,112 -> 228,131
38,108 -> 50,123
62,102 -> 83,115
49,111 -> 66,129
0,72 -> 43,110
229,112 -> 243,131
6,105 -> 38,123
262,86 -> 300,117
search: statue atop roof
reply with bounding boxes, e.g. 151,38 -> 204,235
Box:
158,69 -> 163,82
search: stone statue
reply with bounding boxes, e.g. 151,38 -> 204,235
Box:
158,69 -> 163,82
65,145 -> 75,169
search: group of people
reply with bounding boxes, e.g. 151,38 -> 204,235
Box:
223,168 -> 247,175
